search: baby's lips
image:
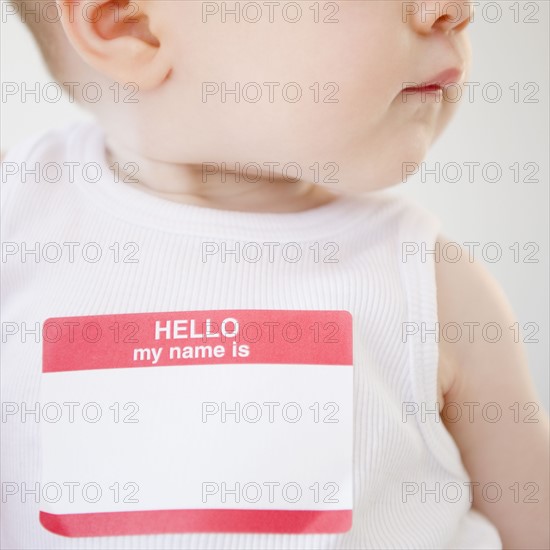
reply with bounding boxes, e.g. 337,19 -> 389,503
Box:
428,67 -> 465,87
402,67 -> 464,92
402,84 -> 444,93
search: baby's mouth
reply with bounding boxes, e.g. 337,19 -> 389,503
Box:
402,84 -> 443,94
401,67 -> 464,94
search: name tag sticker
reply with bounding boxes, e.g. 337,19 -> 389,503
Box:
40,310 -> 353,537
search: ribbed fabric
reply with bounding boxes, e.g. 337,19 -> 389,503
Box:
0,122 -> 502,549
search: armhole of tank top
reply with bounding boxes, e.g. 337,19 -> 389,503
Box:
396,196 -> 469,480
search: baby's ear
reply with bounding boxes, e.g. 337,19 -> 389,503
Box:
57,0 -> 171,89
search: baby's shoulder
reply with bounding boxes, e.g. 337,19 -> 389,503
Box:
1,124 -> 86,214
433,234 -> 520,396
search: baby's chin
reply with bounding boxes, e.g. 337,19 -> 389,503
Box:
313,140 -> 433,194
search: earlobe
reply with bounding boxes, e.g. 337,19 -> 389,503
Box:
57,0 -> 171,90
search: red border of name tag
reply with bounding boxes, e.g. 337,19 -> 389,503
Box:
42,310 -> 352,372
40,509 -> 352,537
41,310 -> 353,537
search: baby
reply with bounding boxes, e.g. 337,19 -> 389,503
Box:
1,1 -> 548,549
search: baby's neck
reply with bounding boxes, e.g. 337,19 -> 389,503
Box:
105,139 -> 339,214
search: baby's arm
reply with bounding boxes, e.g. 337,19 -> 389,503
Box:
435,236 -> 549,549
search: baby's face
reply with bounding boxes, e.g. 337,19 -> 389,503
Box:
111,1 -> 471,191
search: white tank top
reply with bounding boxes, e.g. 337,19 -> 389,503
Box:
1,122 -> 501,549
